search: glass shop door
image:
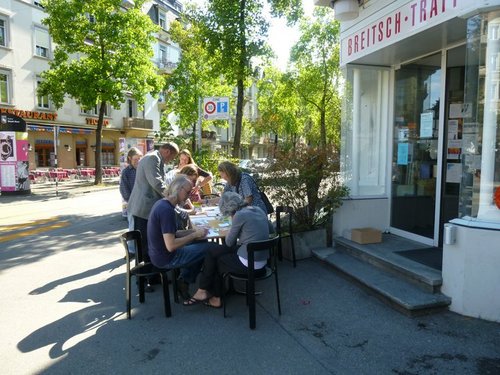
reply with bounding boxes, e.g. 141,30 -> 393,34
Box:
391,53 -> 442,244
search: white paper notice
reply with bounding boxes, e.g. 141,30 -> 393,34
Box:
420,112 -> 433,138
448,120 -> 458,140
446,163 -> 462,183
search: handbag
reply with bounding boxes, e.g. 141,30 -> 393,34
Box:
259,190 -> 274,214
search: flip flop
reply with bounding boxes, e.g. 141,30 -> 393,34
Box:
204,299 -> 222,309
183,297 -> 206,306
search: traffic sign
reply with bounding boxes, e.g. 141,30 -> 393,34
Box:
203,97 -> 229,120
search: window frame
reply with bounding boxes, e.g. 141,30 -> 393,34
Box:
34,25 -> 50,58
158,9 -> 167,30
0,68 -> 12,105
36,76 -> 50,110
80,104 -> 110,117
0,14 -> 10,48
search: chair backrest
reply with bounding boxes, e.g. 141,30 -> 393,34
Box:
120,230 -> 144,264
276,206 -> 293,235
246,235 -> 280,273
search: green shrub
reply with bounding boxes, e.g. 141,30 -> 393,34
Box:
261,144 -> 349,232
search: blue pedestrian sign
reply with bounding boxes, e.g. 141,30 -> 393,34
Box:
203,97 -> 230,120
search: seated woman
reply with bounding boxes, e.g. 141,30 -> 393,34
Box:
217,160 -> 268,215
147,175 -> 224,300
184,191 -> 271,308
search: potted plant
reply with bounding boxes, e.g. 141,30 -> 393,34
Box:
261,144 -> 349,259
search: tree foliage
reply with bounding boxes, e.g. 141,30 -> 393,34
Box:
165,13 -> 231,151
288,7 -> 341,149
255,66 -> 303,148
39,0 -> 164,184
193,0 -> 302,158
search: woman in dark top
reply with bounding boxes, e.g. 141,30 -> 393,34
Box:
119,147 -> 142,253
218,160 -> 267,215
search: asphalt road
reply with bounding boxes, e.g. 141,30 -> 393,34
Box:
1,189 -> 500,374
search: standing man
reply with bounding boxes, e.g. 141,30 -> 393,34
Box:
127,142 -> 179,266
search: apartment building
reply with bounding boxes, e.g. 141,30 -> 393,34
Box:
0,0 -> 182,179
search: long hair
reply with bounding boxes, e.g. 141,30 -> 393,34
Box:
178,149 -> 195,166
179,164 -> 198,178
217,161 -> 240,185
126,147 -> 142,164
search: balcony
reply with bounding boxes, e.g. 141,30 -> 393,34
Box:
157,58 -> 178,73
123,118 -> 153,130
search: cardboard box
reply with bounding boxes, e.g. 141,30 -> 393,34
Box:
351,228 -> 382,244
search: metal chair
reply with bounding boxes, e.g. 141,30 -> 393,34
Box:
276,206 -> 297,267
120,230 -> 179,319
222,236 -> 281,329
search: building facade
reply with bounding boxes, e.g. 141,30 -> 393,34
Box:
0,0 -> 182,187
324,0 -> 500,321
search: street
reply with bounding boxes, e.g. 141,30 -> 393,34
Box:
1,189 -> 500,374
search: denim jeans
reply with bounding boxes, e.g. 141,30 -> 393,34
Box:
164,241 -> 223,284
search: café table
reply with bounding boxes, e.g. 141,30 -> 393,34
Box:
189,207 -> 231,240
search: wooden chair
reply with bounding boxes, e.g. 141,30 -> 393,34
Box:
222,236 -> 281,329
276,206 -> 297,267
120,230 -> 179,319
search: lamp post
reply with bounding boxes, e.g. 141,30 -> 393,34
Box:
53,125 -> 59,196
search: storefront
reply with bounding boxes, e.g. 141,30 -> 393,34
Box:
0,107 -> 147,170
331,0 -> 500,321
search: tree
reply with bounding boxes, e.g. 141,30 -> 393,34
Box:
194,0 -> 302,158
165,14 -> 231,151
38,0 -> 164,184
288,7 -> 341,150
256,66 -> 303,149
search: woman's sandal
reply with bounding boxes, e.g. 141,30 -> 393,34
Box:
204,299 -> 222,309
183,297 -> 207,306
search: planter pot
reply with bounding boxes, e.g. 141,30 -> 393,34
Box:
281,228 -> 327,260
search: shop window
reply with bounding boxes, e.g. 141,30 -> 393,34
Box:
341,65 -> 390,197
459,13 -> 500,223
34,146 -> 52,167
34,26 -> 50,58
36,76 -> 50,109
0,69 -> 12,104
0,15 -> 10,48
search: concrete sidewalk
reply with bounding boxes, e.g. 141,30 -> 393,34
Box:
1,187 -> 499,374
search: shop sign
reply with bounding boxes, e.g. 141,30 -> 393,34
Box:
0,107 -> 58,121
0,113 -> 26,132
341,0 -> 472,65
85,118 -> 109,126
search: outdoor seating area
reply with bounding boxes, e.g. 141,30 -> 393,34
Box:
28,167 -> 121,183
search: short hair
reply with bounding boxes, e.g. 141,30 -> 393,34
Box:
165,174 -> 191,199
179,149 -> 195,165
219,191 -> 246,216
217,161 -> 240,185
179,164 -> 198,177
126,147 -> 142,164
160,141 -> 179,155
